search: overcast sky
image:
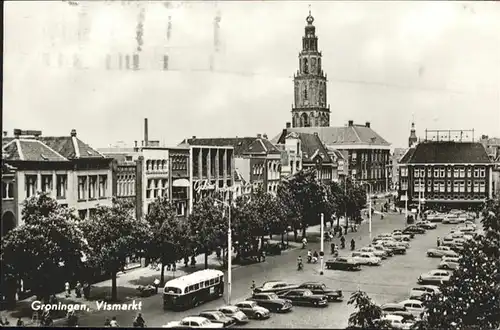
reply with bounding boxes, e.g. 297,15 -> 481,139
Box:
4,1 -> 500,149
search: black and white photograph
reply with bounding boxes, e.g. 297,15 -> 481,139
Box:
1,0 -> 500,328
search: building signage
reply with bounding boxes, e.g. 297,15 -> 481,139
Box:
194,180 -> 216,192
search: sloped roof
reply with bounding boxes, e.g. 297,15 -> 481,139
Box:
399,148 -> 415,164
2,139 -> 68,162
272,125 -> 390,147
406,142 -> 491,164
40,136 -> 105,159
293,132 -> 333,164
180,137 -> 280,157
326,147 -> 346,161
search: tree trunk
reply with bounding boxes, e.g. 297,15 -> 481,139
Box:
160,262 -> 165,285
204,251 -> 209,269
302,226 -> 307,239
269,233 -> 273,240
293,229 -> 298,241
111,271 -> 117,301
281,233 -> 285,246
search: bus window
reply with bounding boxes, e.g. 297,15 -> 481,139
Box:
194,283 -> 199,290
164,287 -> 182,294
214,278 -> 219,284
210,279 -> 215,285
204,280 -> 210,286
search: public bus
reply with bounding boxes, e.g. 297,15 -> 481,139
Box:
163,269 -> 224,310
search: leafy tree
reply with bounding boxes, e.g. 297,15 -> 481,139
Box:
189,196 -> 226,268
347,290 -> 392,329
249,187 -> 278,239
277,169 -> 327,238
413,198 -> 500,330
277,179 -> 302,241
1,193 -> 88,303
327,180 -> 346,228
230,196 -> 258,258
146,197 -> 192,284
79,199 -> 151,301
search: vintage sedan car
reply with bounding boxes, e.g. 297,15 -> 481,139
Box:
325,257 -> 361,271
375,241 -> 406,255
416,221 -> 437,230
278,289 -> 328,307
352,252 -> 381,266
298,282 -> 343,302
457,214 -> 468,223
418,270 -> 451,285
217,306 -> 249,324
409,285 -> 440,300
234,301 -> 270,320
427,246 -> 458,258
163,316 -> 224,328
402,226 -> 425,235
380,303 -> 413,320
439,257 -> 460,270
463,221 -> 477,228
378,237 -> 410,249
199,311 -> 236,327
399,299 -> 425,319
392,232 -> 412,241
372,244 -> 394,257
458,226 -> 476,234
379,314 -> 414,329
426,213 -> 444,222
247,292 -> 293,313
376,233 -> 394,239
253,281 -> 299,294
442,215 -> 460,224
358,246 -> 388,259
393,229 -> 415,239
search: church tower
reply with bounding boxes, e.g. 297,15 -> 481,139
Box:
409,122 -> 418,147
292,9 -> 330,128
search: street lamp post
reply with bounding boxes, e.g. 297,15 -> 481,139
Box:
319,213 -> 325,275
361,181 -> 373,242
214,198 -> 232,305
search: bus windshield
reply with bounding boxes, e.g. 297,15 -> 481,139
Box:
164,287 -> 182,294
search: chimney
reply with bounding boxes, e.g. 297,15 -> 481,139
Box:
257,134 -> 262,138
70,129 -> 77,137
13,129 -> 21,138
286,122 -> 291,129
365,122 -> 371,128
192,136 -> 196,139
134,141 -> 138,148
263,133 -> 268,139
348,120 -> 354,127
144,118 -> 149,147
3,131 -> 7,137
313,132 -> 319,136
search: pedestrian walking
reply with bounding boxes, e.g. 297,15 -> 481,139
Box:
153,278 -> 160,294
16,318 -> 24,326
437,236 -> 440,247
104,318 -> 111,327
82,282 -> 90,300
251,280 -> 256,293
172,263 -> 176,271
110,316 -> 119,327
65,281 -> 71,298
75,281 -> 82,298
344,225 -> 348,235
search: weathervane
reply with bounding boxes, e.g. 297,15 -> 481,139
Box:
308,4 -> 311,15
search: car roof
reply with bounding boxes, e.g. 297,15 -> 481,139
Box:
219,305 -> 238,311
200,310 -> 223,315
182,316 -> 210,323
237,301 -> 256,305
383,314 -> 404,321
381,303 -> 404,308
400,299 -> 423,304
301,282 -> 323,285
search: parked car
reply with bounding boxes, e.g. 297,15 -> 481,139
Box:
376,233 -> 394,239
357,246 -> 387,259
458,226 -> 476,234
392,233 -> 412,241
163,316 -> 224,328
325,257 -> 361,271
217,306 -> 249,324
416,221 -> 437,229
298,282 -> 343,302
254,281 -> 299,294
378,237 -> 410,249
427,246 -> 459,258
379,314 -> 414,329
426,213 -> 444,222
247,292 -> 293,313
443,215 -> 460,224
463,221 -> 477,229
351,252 -> 382,266
233,301 -> 270,320
439,257 -> 460,270
418,270 -> 451,285
393,229 -> 415,239
380,303 -> 413,319
376,241 -> 406,255
199,311 -> 237,327
457,214 -> 468,223
399,299 -> 425,318
409,285 -> 440,300
278,289 -> 328,307
402,226 -> 426,235
372,244 -> 394,257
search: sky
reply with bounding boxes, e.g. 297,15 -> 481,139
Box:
3,1 -> 500,149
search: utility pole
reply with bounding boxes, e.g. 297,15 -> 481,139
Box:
320,213 -> 324,275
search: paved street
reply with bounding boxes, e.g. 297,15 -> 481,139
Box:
69,211 -> 454,328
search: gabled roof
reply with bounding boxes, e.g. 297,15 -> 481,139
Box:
40,136 -> 105,159
326,146 -> 346,161
2,139 -> 68,162
272,125 -> 390,147
234,169 -> 247,184
399,148 -> 415,164
180,137 -> 280,157
290,132 -> 333,164
406,142 -> 491,164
